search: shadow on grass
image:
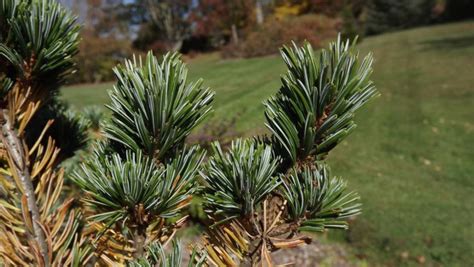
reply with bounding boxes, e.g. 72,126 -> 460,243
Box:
419,35 -> 474,50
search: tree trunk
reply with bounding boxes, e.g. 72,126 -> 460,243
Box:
256,0 -> 264,25
231,24 -> 239,45
0,109 -> 50,266
171,39 -> 183,52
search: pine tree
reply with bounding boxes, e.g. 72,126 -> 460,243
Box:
0,0 -> 90,265
198,36 -> 379,265
1,0 -> 378,265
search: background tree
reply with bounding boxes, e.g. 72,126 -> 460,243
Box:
340,1 -> 364,42
191,0 -> 255,46
273,0 -> 311,19
0,0 -> 90,265
198,36 -> 379,265
309,0 -> 345,16
68,0 -> 133,84
442,0 -> 474,21
365,0 -> 435,35
130,0 -> 194,52
145,0 -> 193,51
73,28 -> 132,83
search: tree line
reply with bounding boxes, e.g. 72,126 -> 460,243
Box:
70,0 -> 473,83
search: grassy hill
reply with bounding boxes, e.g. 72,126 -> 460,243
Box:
62,21 -> 474,265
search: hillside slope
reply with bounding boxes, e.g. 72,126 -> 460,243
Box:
330,21 -> 474,265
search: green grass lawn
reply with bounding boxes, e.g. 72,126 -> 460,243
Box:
61,21 -> 474,265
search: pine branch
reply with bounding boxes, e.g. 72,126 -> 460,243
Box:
265,35 -> 379,166
105,52 -> 214,161
0,0 -> 80,97
0,0 -> 88,265
282,164 -> 361,232
129,240 -> 207,267
74,146 -> 204,226
0,109 -> 49,264
201,139 -> 281,223
199,36 -> 378,265
75,50 -> 213,264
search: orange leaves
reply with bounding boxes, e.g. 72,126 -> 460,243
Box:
272,236 -> 311,249
201,197 -> 312,266
201,221 -> 249,266
31,137 -> 60,180
21,195 -> 34,233
0,76 -> 86,265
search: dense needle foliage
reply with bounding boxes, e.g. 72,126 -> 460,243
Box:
1,0 -> 378,264
72,52 -> 214,264
198,36 -> 378,266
